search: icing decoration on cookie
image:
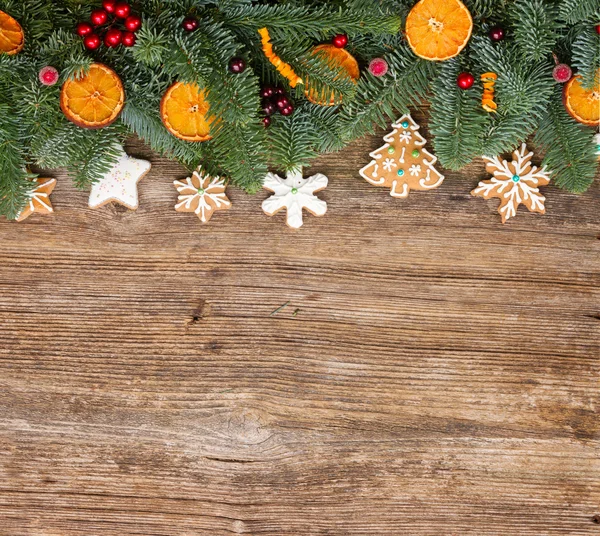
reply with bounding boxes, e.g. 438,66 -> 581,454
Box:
173,166 -> 231,223
16,178 -> 57,222
89,146 -> 151,210
262,169 -> 327,229
471,144 -> 550,223
359,113 -> 444,197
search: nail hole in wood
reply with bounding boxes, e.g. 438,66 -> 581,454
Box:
592,514 -> 600,524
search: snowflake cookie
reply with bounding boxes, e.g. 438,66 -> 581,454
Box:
471,144 -> 551,223
262,169 -> 328,229
89,145 -> 151,210
16,178 -> 57,222
359,114 -> 444,198
174,166 -> 231,223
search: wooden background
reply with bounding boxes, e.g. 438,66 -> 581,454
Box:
1,110 -> 599,535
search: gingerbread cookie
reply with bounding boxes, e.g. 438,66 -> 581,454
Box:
89,145 -> 151,210
471,144 -> 550,223
16,178 -> 57,222
173,166 -> 231,223
359,113 -> 444,198
262,169 -> 328,229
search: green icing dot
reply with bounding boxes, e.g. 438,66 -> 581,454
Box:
512,175 -> 520,183
291,187 -> 299,194
397,169 -> 404,177
412,149 -> 419,157
197,188 -> 205,194
401,121 -> 409,128
387,146 -> 395,154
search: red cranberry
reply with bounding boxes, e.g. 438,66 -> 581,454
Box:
229,57 -> 246,74
489,26 -> 505,41
104,28 -> 122,48
124,15 -> 142,32
102,0 -> 117,13
262,99 -> 276,116
260,86 -> 275,98
76,22 -> 94,37
90,9 -> 109,26
182,17 -> 199,32
83,34 -> 102,50
263,116 -> 272,127
114,2 -> 131,19
280,105 -> 294,116
122,31 -> 136,47
457,72 -> 475,90
275,96 -> 290,109
332,34 -> 348,48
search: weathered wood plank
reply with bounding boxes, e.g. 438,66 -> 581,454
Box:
0,112 -> 598,535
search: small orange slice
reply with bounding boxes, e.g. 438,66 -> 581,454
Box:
60,64 -> 125,129
563,74 -> 600,127
0,9 -> 24,55
405,0 -> 473,61
160,82 -> 213,142
305,44 -> 360,106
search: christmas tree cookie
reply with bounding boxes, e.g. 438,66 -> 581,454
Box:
359,114 -> 444,198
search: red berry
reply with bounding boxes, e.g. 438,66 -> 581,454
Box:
368,58 -> 388,77
90,9 -> 109,26
332,33 -> 348,48
262,99 -> 276,116
489,26 -> 505,41
182,17 -> 199,32
104,28 -> 122,47
114,2 -> 131,19
552,63 -> 572,83
263,116 -> 272,128
260,86 -> 275,98
280,105 -> 294,116
457,72 -> 475,89
122,31 -> 136,47
124,14 -> 142,32
102,0 -> 117,13
39,66 -> 59,86
83,34 -> 102,50
229,57 -> 246,74
274,87 -> 285,95
595,24 -> 600,34
76,22 -> 94,37
275,96 -> 290,109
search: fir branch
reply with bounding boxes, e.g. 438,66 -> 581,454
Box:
558,0 -> 600,24
430,60 -> 490,170
534,91 -> 598,193
509,0 -> 560,62
571,28 -> 600,90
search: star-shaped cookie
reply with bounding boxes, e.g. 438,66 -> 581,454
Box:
16,177 -> 57,222
262,169 -> 328,229
89,146 -> 151,210
173,166 -> 231,223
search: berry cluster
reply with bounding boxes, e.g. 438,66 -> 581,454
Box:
77,0 -> 142,50
260,86 -> 294,127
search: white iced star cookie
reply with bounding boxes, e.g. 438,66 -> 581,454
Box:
89,146 -> 151,210
262,169 -> 328,229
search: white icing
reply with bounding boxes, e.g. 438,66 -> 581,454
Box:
473,143 -> 550,222
409,164 -> 421,176
262,169 -> 328,229
399,147 -> 406,164
174,167 -> 231,223
383,158 -> 396,172
89,145 -> 151,210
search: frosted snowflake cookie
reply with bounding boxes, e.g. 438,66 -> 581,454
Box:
471,144 -> 550,223
89,146 -> 151,210
262,169 -> 328,229
359,114 -> 444,198
174,166 -> 231,223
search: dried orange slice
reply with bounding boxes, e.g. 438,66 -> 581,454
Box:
405,0 -> 473,61
60,64 -> 125,129
0,9 -> 24,55
563,74 -> 600,127
305,44 -> 360,106
160,82 -> 213,142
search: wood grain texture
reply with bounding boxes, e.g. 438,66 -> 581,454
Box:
0,110 -> 599,535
